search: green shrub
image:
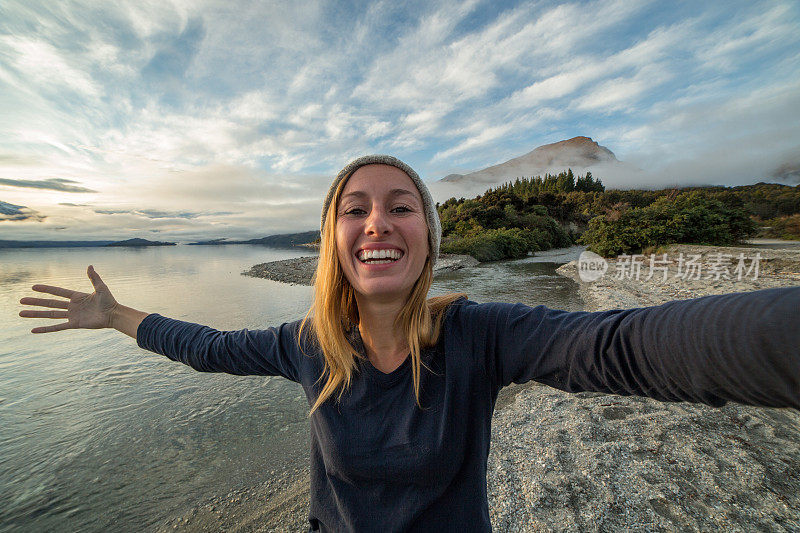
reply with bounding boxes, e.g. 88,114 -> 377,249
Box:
438,182 -> 572,261
579,192 -> 758,257
441,228 -> 531,261
758,214 -> 800,241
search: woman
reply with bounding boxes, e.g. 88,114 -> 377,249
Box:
19,155 -> 800,532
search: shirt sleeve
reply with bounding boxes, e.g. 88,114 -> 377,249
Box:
460,286 -> 800,409
136,313 -> 307,383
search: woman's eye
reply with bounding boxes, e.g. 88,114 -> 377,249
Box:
344,208 -> 366,216
393,205 -> 412,213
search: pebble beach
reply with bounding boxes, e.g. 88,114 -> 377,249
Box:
160,242 -> 800,532
487,243 -> 800,531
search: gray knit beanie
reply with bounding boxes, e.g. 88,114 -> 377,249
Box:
321,155 -> 441,266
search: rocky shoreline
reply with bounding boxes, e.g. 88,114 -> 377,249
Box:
486,243 -> 800,531
555,243 -> 800,311
161,243 -> 800,532
242,253 -> 480,285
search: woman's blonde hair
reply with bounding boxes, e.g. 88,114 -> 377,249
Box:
298,172 -> 465,416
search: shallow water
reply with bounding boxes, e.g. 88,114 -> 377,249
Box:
0,245 -> 583,532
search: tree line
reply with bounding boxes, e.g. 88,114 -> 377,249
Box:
437,170 -> 800,259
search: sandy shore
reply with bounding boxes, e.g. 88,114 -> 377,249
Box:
160,243 -> 800,532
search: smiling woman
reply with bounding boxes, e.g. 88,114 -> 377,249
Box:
18,155 -> 800,532
334,165 -> 430,305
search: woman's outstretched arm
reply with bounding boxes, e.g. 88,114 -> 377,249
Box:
110,303 -> 151,339
19,265 -> 149,338
457,287 -> 799,409
20,266 -> 307,382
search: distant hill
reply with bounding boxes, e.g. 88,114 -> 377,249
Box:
189,230 -> 319,248
0,240 -> 115,249
1,232 -> 319,249
0,238 -> 174,249
105,238 -> 176,247
441,136 -> 636,187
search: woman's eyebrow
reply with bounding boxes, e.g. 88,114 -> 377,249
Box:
388,188 -> 417,199
341,189 -> 419,201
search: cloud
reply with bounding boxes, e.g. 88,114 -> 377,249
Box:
771,151 -> 800,184
576,64 -> 672,112
0,34 -> 101,99
0,177 -> 98,192
0,153 -> 41,165
696,4 -> 799,72
433,123 -> 517,161
141,16 -> 206,84
0,200 -> 46,222
94,207 -> 236,219
1,0 -> 799,239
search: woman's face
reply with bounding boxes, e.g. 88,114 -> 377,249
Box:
335,164 -> 429,303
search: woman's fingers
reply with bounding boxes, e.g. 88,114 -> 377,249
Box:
31,322 -> 72,334
19,310 -> 69,319
87,265 -> 107,292
31,284 -> 76,299
18,297 -> 69,309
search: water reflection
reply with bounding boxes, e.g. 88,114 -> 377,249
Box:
432,247 -> 585,312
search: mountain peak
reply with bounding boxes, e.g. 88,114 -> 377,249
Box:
561,135 -> 595,144
440,136 -> 620,184
521,136 -> 618,164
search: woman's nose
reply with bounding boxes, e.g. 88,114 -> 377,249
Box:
365,208 -> 391,235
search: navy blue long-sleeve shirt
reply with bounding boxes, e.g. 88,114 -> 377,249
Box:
136,287 -> 800,532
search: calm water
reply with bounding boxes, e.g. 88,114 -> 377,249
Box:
0,245 -> 584,532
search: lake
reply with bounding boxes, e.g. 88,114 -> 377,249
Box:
0,244 -> 584,532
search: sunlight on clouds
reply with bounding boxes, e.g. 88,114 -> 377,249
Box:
99,106 -> 250,167
506,60 -> 605,109
7,163 -> 329,241
696,3 -> 800,73
576,65 -> 671,112
504,21 -> 690,112
365,121 -> 392,140
0,0 -> 798,240
599,78 -> 800,187
0,36 -> 101,98
119,0 -> 191,41
226,90 -> 280,123
434,123 -> 516,161
352,0 -> 482,107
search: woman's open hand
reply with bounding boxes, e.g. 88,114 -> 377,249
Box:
19,265 -> 119,334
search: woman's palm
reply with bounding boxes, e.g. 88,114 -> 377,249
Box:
67,288 -> 117,329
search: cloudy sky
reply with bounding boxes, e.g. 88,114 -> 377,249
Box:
1,0 -> 799,242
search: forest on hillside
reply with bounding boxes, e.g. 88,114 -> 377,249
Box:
437,170 -> 800,259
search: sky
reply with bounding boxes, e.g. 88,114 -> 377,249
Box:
1,0 -> 799,242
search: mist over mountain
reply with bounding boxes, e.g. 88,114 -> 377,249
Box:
430,136 -> 645,201
441,137 -> 616,181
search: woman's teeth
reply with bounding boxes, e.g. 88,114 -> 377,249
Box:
357,249 -> 403,263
